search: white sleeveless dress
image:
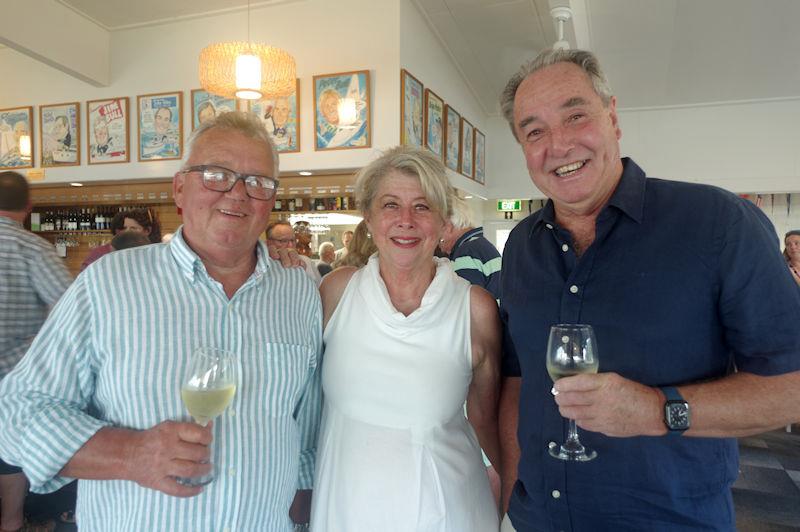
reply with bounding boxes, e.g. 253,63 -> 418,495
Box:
310,255 -> 498,532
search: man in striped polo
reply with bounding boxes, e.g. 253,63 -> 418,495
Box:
0,113 -> 322,531
0,171 -> 72,532
440,197 -> 502,301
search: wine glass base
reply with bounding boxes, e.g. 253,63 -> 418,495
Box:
549,446 -> 597,462
176,474 -> 214,487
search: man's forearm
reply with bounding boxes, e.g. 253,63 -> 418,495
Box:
683,370 -> 800,438
59,427 -> 136,480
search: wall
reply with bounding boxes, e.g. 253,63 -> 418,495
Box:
0,0 -> 401,183
399,0 -> 490,200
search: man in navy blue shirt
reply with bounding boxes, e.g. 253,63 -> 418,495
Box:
497,48 -> 800,531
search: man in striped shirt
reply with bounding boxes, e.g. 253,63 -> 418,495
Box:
0,170 -> 72,532
0,113 -> 323,531
440,197 -> 502,301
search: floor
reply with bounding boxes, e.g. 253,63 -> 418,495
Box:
17,427 -> 800,531
735,426 -> 800,531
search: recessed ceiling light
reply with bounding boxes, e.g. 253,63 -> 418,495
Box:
464,195 -> 473,199
69,182 -> 83,187
299,171 -> 313,176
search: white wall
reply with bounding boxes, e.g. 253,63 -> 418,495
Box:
399,0 -> 490,200
0,0 -> 401,183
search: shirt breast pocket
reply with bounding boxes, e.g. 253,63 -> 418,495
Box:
258,343 -> 312,418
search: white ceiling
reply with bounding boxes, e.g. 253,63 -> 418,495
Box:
58,0 -> 800,113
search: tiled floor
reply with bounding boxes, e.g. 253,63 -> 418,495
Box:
21,428 -> 800,531
734,426 -> 800,531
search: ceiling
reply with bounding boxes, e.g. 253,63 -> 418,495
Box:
58,0 -> 800,114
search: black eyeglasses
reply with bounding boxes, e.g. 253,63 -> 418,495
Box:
181,165 -> 279,201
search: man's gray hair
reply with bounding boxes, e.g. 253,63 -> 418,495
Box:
500,48 -> 613,140
185,111 -> 279,177
449,195 -> 474,230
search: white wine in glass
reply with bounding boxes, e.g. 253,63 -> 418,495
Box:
177,347 -> 237,486
546,324 -> 598,462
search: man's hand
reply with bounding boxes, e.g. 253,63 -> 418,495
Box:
124,420 -> 213,497
553,372 -> 666,437
267,245 -> 304,268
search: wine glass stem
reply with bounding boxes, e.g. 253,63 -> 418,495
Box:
567,418 -> 581,446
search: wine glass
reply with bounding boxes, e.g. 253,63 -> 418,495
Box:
176,347 -> 237,486
546,324 -> 598,462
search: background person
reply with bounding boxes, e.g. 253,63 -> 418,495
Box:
331,221 -> 375,269
497,48 -> 800,531
266,220 -> 322,286
316,241 -> 335,277
785,230 -> 800,286
0,171 -> 72,532
439,197 -> 501,301
309,146 -> 501,531
334,230 -> 353,262
80,208 -> 160,271
0,112 -> 322,531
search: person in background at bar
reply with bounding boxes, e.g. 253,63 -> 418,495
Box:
266,220 -> 322,286
497,48 -> 800,531
785,230 -> 800,286
331,221 -> 375,270
110,230 -> 151,251
310,146 -> 500,531
439,197 -> 501,301
315,241 -> 335,277
0,112 -> 322,531
0,171 -> 72,532
80,208 -> 161,271
334,230 -> 353,263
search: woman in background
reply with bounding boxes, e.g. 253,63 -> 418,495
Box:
80,208 -> 160,271
784,230 -> 800,286
331,220 -> 376,269
310,146 -> 500,531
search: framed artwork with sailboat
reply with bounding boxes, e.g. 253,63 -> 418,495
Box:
313,70 -> 371,151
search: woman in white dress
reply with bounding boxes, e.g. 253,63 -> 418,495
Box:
310,146 -> 501,531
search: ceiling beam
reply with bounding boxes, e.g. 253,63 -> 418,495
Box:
0,0 -> 110,87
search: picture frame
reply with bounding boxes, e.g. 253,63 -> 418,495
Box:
251,79 -> 300,153
424,89 -> 444,160
40,102 -> 80,167
87,97 -> 129,165
460,117 -> 474,178
400,69 -> 423,147
137,91 -> 183,162
474,129 -> 485,184
190,89 -> 236,130
444,105 -> 461,173
0,106 -> 33,169
313,70 -> 371,151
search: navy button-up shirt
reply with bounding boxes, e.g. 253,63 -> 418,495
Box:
500,158 -> 800,531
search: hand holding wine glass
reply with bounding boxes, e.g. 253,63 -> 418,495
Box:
546,324 -> 598,461
177,347 -> 237,486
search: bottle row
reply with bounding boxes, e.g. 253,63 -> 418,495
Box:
30,205 -> 151,233
273,196 -> 354,213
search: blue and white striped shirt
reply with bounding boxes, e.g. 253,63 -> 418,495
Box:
0,227 -> 323,531
0,216 -> 71,379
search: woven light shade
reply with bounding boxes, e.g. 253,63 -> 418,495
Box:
199,41 -> 296,99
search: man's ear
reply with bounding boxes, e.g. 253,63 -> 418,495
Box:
173,171 -> 185,209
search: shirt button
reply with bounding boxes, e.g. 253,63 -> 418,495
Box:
548,441 -> 557,450
229,468 -> 236,477
569,285 -> 579,294
546,223 -> 553,229
223,527 -> 230,532
229,409 -> 236,417
552,489 -> 561,499
561,244 -> 569,252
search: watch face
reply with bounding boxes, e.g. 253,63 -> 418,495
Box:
667,402 -> 690,430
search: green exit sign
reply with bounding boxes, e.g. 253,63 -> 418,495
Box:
497,199 -> 522,212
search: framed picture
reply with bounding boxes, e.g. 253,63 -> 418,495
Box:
401,69 -> 423,147
424,89 -> 444,160
191,89 -> 236,130
444,105 -> 461,173
137,91 -> 183,162
40,102 -> 80,167
251,79 -> 300,153
474,129 -> 485,184
87,97 -> 129,165
0,106 -> 33,169
460,118 -> 474,178
313,70 -> 371,150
